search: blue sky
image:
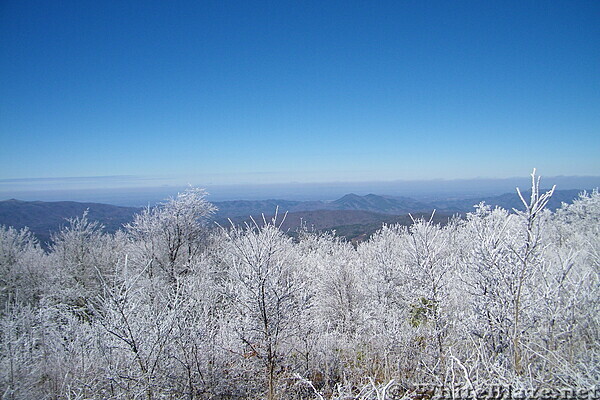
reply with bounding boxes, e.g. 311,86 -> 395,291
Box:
1,0 -> 599,190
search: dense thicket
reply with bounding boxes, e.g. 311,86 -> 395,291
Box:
1,175 -> 598,399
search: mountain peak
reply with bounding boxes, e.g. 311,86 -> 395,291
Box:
339,193 -> 361,199
2,198 -> 24,203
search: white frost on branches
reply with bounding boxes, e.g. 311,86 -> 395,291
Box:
0,173 -> 598,399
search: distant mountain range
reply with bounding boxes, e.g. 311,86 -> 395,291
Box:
431,188 -> 586,213
0,199 -> 140,245
212,193 -> 432,218
213,188 -> 585,218
0,188 -> 589,246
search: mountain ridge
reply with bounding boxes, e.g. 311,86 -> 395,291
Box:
0,189 -> 589,246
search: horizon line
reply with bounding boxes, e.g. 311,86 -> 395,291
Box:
2,172 -> 600,188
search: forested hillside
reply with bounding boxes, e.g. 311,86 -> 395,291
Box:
1,175 -> 598,399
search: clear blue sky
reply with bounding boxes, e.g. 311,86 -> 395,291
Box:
1,0 -> 599,188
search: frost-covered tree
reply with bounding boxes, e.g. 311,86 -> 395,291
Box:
221,214 -> 309,400
0,226 -> 46,307
126,187 -> 217,282
92,257 -> 186,400
356,215 -> 458,385
534,190 -> 600,386
48,211 -> 125,309
296,230 -> 367,392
